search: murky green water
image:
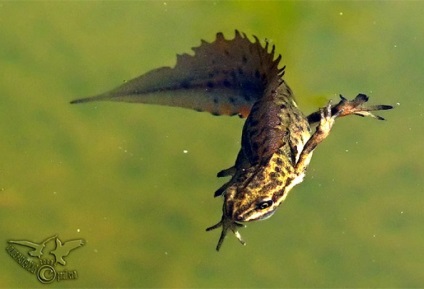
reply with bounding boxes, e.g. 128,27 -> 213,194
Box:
1,1 -> 423,287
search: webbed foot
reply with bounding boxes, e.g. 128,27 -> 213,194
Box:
307,93 -> 393,124
335,94 -> 393,120
206,216 -> 245,251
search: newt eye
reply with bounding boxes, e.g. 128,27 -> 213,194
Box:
256,200 -> 273,210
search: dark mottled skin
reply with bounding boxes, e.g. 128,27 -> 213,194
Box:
207,87 -> 393,251
69,30 -> 393,252
207,76 -> 313,252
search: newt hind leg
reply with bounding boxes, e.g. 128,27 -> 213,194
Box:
296,101 -> 340,171
297,94 -> 393,174
307,93 -> 394,124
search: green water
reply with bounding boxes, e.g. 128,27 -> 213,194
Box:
1,1 -> 423,287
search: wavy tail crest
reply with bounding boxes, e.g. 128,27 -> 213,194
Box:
71,30 -> 286,118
